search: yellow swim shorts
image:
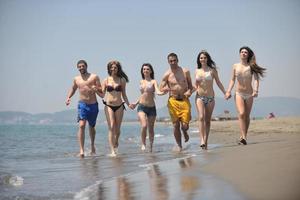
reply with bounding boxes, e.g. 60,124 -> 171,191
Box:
167,96 -> 191,124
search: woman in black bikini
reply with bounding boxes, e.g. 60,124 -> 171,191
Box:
102,60 -> 131,157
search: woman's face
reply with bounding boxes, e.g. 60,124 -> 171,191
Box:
199,53 -> 207,65
142,65 -> 152,77
240,49 -> 249,60
110,64 -> 118,75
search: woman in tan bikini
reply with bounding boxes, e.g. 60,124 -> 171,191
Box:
132,63 -> 164,152
102,60 -> 132,157
225,46 -> 266,145
194,50 -> 226,149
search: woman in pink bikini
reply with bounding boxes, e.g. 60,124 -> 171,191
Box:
194,50 -> 226,150
225,46 -> 266,145
102,60 -> 132,157
132,63 -> 164,152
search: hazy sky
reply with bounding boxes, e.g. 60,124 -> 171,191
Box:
0,0 -> 299,113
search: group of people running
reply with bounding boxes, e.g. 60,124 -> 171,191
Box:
65,46 -> 266,158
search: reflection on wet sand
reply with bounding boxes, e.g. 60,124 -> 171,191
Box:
179,158 -> 200,200
148,165 -> 169,200
118,176 -> 134,200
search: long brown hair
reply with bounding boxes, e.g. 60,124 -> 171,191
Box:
107,60 -> 129,82
240,46 -> 266,79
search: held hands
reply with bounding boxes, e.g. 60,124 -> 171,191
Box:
129,103 -> 136,110
225,91 -> 231,100
184,90 -> 192,98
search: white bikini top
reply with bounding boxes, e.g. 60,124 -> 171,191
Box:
196,70 -> 213,82
235,66 -> 252,81
140,81 -> 155,94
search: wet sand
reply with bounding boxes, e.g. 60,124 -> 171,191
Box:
199,117 -> 300,200
74,117 -> 300,199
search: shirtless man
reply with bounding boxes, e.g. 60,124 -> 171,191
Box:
65,60 -> 103,157
160,53 -> 193,151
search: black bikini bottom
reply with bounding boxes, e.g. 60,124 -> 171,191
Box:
103,100 -> 125,113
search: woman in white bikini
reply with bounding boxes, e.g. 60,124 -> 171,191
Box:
225,46 -> 266,145
102,60 -> 132,157
132,63 -> 164,152
194,50 -> 226,149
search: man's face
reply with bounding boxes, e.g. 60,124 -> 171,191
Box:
77,63 -> 87,74
168,56 -> 178,67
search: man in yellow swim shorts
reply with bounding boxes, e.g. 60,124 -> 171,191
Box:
160,53 -> 193,151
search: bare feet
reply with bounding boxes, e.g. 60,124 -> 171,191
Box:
108,151 -> 117,157
172,145 -> 182,152
90,146 -> 96,155
141,144 -> 146,151
77,153 -> 85,158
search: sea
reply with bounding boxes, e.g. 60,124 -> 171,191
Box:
0,123 -> 245,200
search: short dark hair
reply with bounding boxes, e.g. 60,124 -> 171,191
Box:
167,53 -> 178,61
77,60 -> 87,67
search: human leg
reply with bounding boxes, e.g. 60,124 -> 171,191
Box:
148,116 -> 156,152
78,120 -> 86,157
89,126 -> 96,154
173,121 -> 182,151
204,100 -> 215,149
244,97 -> 254,139
105,106 -> 117,156
196,98 -> 206,147
235,94 -> 247,143
138,111 -> 147,150
114,105 -> 124,151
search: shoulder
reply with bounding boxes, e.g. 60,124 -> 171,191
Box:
162,69 -> 171,78
182,67 -> 190,73
120,77 -> 127,84
233,63 -> 239,69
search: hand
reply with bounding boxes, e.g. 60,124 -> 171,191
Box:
129,103 -> 136,110
225,92 -> 231,100
65,98 -> 71,106
252,91 -> 258,98
184,90 -> 191,98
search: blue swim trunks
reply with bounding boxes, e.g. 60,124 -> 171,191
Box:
77,101 -> 99,127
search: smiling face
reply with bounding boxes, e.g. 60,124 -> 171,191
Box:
77,63 -> 87,74
199,53 -> 208,66
142,65 -> 152,77
109,64 -> 118,75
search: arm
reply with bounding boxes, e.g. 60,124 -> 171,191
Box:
252,73 -> 259,97
184,69 -> 193,98
213,69 -> 226,95
225,65 -> 236,99
65,78 -> 78,106
121,78 -> 131,107
159,72 -> 169,95
92,75 -> 105,98
153,80 -> 164,95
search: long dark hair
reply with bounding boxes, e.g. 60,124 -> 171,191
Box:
239,46 -> 266,79
196,50 -> 216,69
140,63 -> 155,79
107,60 -> 129,82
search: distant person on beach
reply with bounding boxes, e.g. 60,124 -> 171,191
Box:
225,46 -> 266,145
102,60 -> 132,157
194,50 -> 226,150
65,60 -> 103,158
131,63 -> 164,152
160,53 -> 193,152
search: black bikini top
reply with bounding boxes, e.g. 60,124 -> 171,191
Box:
107,84 -> 122,92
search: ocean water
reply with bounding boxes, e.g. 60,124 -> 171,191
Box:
0,123 -> 245,200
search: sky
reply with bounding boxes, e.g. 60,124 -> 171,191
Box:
0,0 -> 299,114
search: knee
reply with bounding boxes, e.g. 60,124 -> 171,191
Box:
181,123 -> 189,131
198,116 -> 205,123
238,112 -> 246,120
141,124 -> 147,131
79,122 -> 86,129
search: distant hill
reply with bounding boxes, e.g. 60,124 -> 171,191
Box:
0,97 -> 299,124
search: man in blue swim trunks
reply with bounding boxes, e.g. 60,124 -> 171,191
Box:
65,60 -> 104,158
